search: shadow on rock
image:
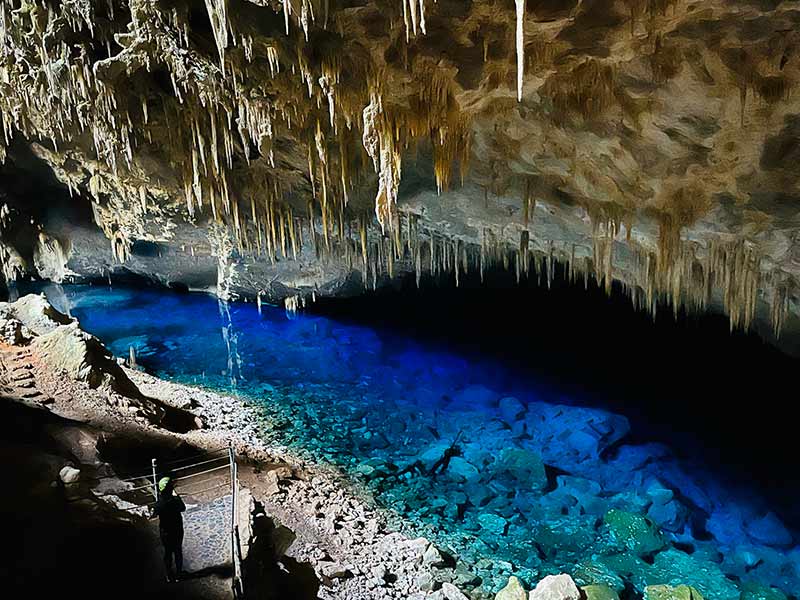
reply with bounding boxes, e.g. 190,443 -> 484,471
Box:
243,502 -> 320,600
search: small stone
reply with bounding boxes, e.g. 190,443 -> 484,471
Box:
59,466 -> 80,484
423,543 -> 447,567
442,582 -> 470,600
496,575 -> 527,600
318,560 -> 352,580
416,572 -> 437,592
529,574 -> 581,600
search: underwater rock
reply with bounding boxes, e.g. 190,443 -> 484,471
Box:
452,385 -> 498,409
739,581 -> 789,600
499,397 -> 527,423
447,457 -> 482,483
643,585 -> 704,600
603,510 -> 665,555
496,448 -> 547,490
572,561 -> 626,592
526,405 -> 631,471
581,584 -> 620,600
650,548 -> 740,600
704,505 -> 750,546
746,513 -> 793,548
423,543 -> 448,568
548,476 -> 606,516
478,513 -> 508,536
647,499 -> 687,533
528,574 -> 581,600
496,575 -> 527,600
465,482 -> 497,508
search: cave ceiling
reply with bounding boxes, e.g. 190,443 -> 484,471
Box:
0,0 -> 799,345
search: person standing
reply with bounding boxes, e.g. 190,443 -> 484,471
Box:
151,477 -> 186,582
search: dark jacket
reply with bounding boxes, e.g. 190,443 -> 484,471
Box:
152,493 -> 186,541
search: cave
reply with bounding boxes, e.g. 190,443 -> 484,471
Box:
1,0 -> 800,599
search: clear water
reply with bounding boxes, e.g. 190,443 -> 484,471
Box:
40,283 -> 800,598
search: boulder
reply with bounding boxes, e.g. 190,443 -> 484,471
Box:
647,499 -> 686,533
529,574 -> 581,600
572,561 -> 626,592
318,560 -> 352,580
478,513 -> 508,536
0,294 -> 72,336
499,397 -> 526,423
496,576 -> 527,600
746,512 -> 793,547
582,584 -> 620,600
496,447 -> 547,490
32,322 -> 141,398
452,384 -> 498,409
650,549 -> 740,600
448,457 -> 481,482
739,582 -> 788,600
603,509 -> 665,555
644,585 -> 704,600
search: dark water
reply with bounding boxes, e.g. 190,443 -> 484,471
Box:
32,282 -> 800,598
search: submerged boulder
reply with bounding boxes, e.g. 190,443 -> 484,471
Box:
746,512 -> 793,548
581,584 -> 620,600
739,581 -> 789,600
572,561 -> 626,592
499,397 -> 527,423
496,447 -> 547,490
603,509 -> 665,555
649,548 -> 740,600
644,585 -> 704,600
452,384 -> 499,409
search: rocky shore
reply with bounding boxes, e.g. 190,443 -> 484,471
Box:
0,293 -> 509,599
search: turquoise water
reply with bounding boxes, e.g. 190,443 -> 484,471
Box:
41,283 -> 799,598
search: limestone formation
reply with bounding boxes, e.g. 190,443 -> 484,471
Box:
528,574 -> 581,600
496,575 -> 527,600
0,0 -> 799,348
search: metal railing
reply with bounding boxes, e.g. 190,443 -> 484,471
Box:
94,442 -> 245,598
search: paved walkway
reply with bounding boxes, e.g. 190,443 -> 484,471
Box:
183,494 -> 232,573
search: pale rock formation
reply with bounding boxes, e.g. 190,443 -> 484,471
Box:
496,575 -> 527,600
529,574 -> 581,600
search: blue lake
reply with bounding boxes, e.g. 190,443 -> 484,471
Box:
37,283 -> 800,598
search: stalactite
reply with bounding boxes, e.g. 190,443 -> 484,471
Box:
515,0 -> 525,102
